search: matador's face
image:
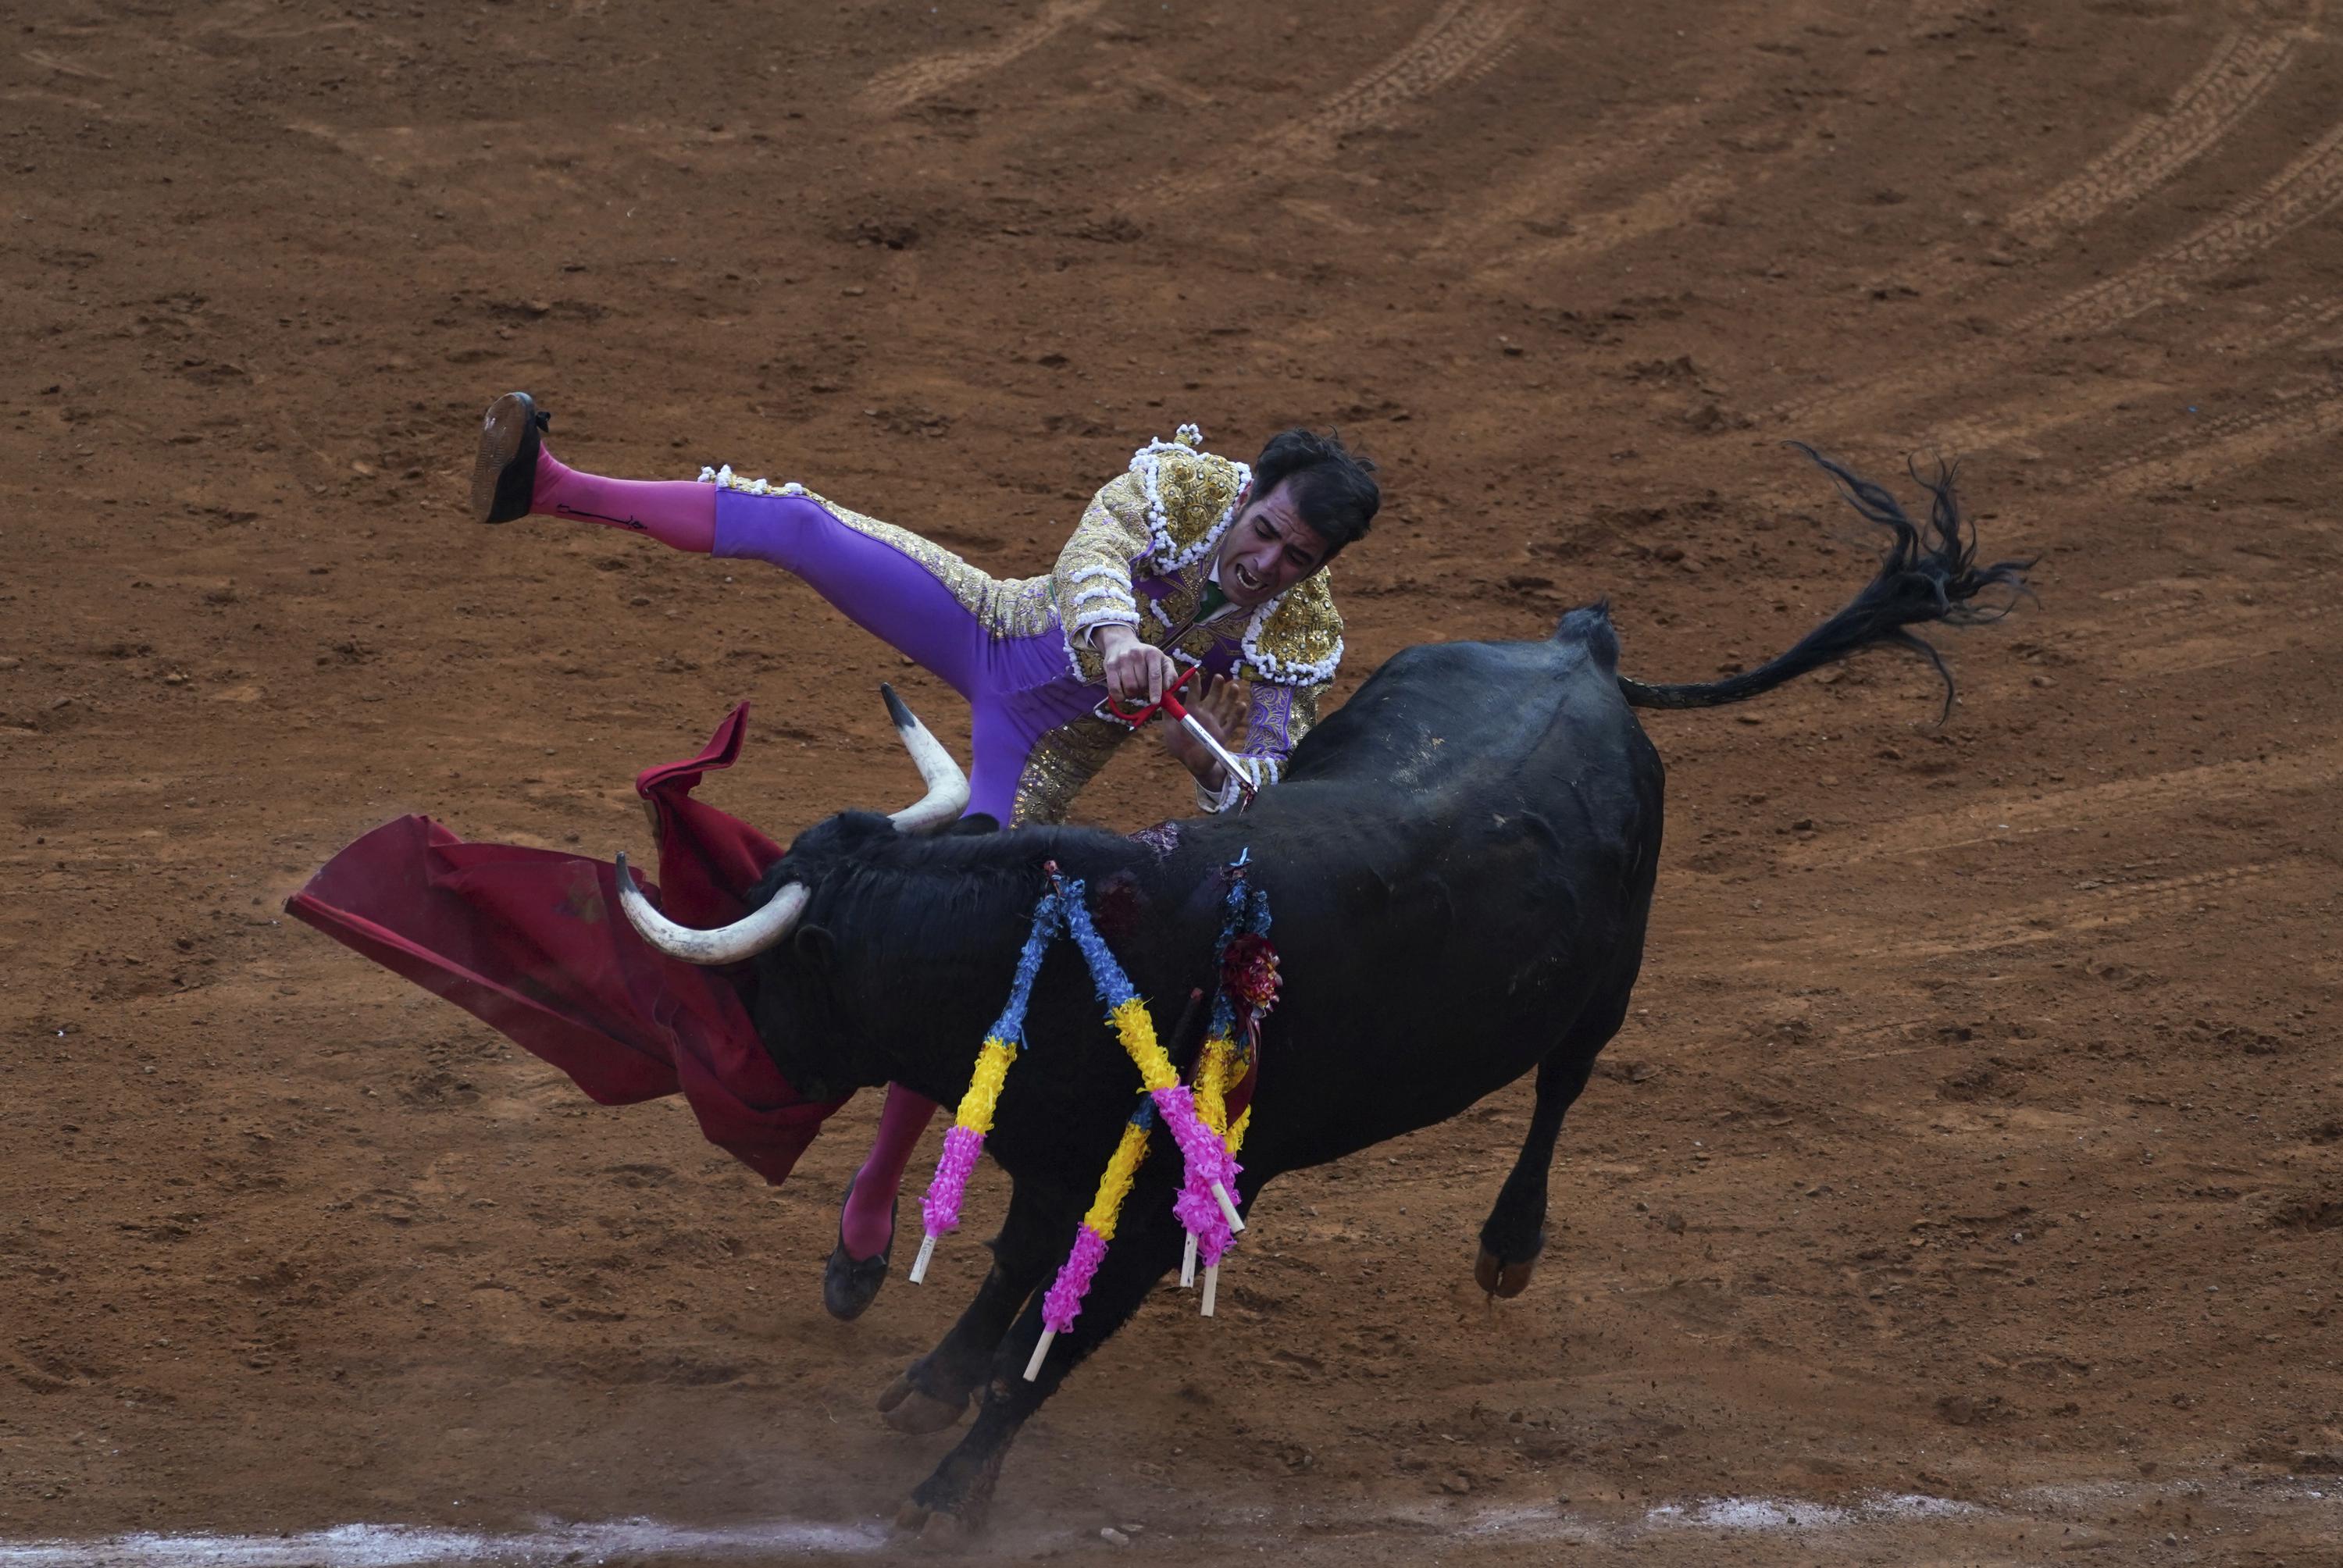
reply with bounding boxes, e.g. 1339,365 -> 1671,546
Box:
1214,479 -> 1333,611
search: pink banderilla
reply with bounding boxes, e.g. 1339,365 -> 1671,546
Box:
1040,1224 -> 1111,1336
1151,1083 -> 1243,1230
920,1124 -> 985,1241
1174,1160 -> 1242,1265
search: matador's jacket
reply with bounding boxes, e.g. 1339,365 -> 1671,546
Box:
701,424 -> 1343,826
1037,425 -> 1343,818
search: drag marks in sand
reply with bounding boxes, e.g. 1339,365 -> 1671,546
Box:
1855,860 -> 2292,965
2011,119 -> 2343,343
856,0 -> 1108,116
1999,13 -> 2312,244
1468,141 -> 1760,284
1774,736 -> 2343,869
1470,2 -> 2312,292
1453,2 -> 1878,284
1778,24 -> 2343,435
1135,0 -> 1532,208
1418,97 -> 1712,261
2097,583 -> 2338,680
2224,288 -> 2343,355
1782,114 -> 2343,440
1913,283 -> 2343,463
1986,569 -> 2339,682
2019,279 -> 2343,492
2092,374 -> 2343,494
1707,857 -> 2304,971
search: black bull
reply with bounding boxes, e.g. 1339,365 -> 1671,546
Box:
266,454 -> 1978,1541
606,451 -> 2029,1533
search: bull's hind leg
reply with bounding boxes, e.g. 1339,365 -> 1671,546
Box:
876,1179 -> 1070,1435
894,1193 -> 1191,1538
1475,986 -> 1633,1298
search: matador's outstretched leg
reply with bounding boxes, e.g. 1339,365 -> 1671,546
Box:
471,390 -> 1090,1320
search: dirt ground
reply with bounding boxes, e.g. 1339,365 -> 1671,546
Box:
5,0 -> 2341,1563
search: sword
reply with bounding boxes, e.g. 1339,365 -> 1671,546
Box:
1105,664 -> 1257,808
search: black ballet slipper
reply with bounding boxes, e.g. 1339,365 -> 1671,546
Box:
471,390 -> 551,525
822,1174 -> 898,1324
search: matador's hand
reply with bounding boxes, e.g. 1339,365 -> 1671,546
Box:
1095,623 -> 1181,705
1161,672 -> 1251,786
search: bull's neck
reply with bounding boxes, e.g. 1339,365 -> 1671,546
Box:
871,911 -> 1044,1109
789,827 -> 1161,1105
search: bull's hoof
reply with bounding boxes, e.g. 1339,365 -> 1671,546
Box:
892,1499 -> 969,1548
878,1370 -> 969,1434
1475,1245 -> 1536,1299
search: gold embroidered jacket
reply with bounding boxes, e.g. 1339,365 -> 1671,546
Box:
1043,427 -> 1345,817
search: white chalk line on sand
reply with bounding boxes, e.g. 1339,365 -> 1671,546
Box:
0,1489 -> 2055,1566
0,1517 -> 888,1568
0,1494 -> 1963,1566
1450,1489 -> 1981,1541
6,1479 -> 2333,1563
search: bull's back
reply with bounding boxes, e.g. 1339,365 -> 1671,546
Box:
1287,627 -> 1641,792
1184,629 -> 1663,1165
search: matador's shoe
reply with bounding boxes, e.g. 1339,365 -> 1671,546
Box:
822,1176 -> 897,1323
471,390 -> 550,525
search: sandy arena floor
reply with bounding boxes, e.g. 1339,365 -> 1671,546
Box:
4,0 -> 2340,1563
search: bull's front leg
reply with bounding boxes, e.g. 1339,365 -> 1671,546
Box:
893,1192 -> 1191,1540
876,1177 -> 1073,1435
1475,1037 -> 1603,1298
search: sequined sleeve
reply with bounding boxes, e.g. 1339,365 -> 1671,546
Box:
1194,679 -> 1325,814
1050,469 -> 1154,685
1054,438 -> 1252,684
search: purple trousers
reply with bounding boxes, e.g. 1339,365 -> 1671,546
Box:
713,490 -> 1108,825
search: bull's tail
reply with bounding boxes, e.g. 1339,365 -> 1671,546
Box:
1614,444 -> 2031,720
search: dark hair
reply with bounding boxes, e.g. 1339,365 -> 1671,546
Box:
1249,427 -> 1379,554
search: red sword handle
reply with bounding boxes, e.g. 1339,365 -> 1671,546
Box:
1103,661 -> 1204,727
1104,664 -> 1258,807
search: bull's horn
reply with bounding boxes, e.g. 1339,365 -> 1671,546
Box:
882,682 -> 969,835
614,850 -> 808,964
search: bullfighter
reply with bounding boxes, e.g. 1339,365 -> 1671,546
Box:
469,392 -> 1380,1319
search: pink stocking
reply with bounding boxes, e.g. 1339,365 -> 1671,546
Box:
840,1084 -> 940,1259
533,448 -> 716,553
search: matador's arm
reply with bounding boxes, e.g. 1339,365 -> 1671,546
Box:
1193,679 -> 1326,814
1050,469 -> 1155,685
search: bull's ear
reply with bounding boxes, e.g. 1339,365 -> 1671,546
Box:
791,924 -> 838,973
946,813 -> 1000,836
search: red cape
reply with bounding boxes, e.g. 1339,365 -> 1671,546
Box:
285,704 -> 851,1183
